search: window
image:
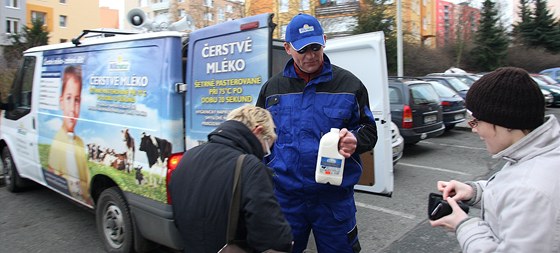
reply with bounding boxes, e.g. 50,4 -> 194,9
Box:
281,25 -> 287,39
60,39 -> 67,43
226,5 -> 233,13
204,12 -> 213,21
389,87 -> 403,104
59,0 -> 66,4
6,18 -> 19,34
5,0 -> 18,8
300,0 -> 309,11
218,8 -> 224,22
279,0 -> 288,13
204,0 -> 213,7
410,84 -> 439,105
6,56 -> 36,120
59,15 -> 67,27
31,11 -> 47,25
375,0 -> 393,4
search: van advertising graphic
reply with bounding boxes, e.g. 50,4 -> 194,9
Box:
186,18 -> 270,149
38,38 -> 183,204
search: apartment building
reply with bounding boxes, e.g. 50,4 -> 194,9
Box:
26,0 -> 101,43
1,0 -> 26,45
125,0 -> 243,32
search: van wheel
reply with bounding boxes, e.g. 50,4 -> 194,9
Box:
96,187 -> 134,253
2,147 -> 25,192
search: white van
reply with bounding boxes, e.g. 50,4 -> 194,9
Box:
0,13 -> 392,252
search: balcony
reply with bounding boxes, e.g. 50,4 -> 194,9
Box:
316,1 -> 361,17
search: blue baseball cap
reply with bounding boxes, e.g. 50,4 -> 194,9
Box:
285,14 -> 325,51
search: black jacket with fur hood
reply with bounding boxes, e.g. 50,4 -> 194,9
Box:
169,120 -> 293,253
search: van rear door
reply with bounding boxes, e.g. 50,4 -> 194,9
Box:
184,13 -> 274,148
324,32 -> 393,196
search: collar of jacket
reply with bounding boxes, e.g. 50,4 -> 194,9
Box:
207,120 -> 265,158
283,54 -> 333,85
492,114 -> 560,164
293,61 -> 323,83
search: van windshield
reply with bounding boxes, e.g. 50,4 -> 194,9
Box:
409,83 -> 439,105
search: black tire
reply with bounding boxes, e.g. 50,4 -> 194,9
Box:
96,187 -> 134,253
2,147 -> 25,192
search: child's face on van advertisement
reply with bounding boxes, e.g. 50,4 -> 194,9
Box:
60,75 -> 82,133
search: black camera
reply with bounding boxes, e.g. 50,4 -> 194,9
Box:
428,193 -> 470,220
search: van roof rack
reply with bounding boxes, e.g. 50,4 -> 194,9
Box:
71,29 -> 138,46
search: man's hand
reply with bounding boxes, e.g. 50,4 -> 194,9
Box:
338,128 -> 357,158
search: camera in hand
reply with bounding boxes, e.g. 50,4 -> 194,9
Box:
428,193 -> 470,220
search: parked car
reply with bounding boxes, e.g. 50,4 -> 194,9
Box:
388,77 -> 445,144
540,67 -> 560,83
426,72 -> 481,87
420,76 -> 470,99
426,81 -> 466,130
542,89 -> 554,107
531,73 -> 560,87
390,121 -> 404,165
531,76 -> 560,107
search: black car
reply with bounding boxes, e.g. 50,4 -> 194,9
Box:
421,76 -> 470,100
388,78 -> 445,144
426,81 -> 466,130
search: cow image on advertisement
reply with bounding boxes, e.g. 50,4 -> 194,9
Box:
122,128 -> 135,173
139,132 -> 172,186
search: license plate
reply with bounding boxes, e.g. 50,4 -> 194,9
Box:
454,113 -> 464,120
424,115 -> 437,124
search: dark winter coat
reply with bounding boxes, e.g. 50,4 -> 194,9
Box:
169,120 -> 293,253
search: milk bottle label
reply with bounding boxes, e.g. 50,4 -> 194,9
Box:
319,157 -> 343,175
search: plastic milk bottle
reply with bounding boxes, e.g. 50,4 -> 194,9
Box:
315,128 -> 345,186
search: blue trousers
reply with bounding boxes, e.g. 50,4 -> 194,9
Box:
275,190 -> 361,253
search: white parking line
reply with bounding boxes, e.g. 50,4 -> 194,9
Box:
355,201 -> 416,220
398,162 -> 472,176
421,141 -> 487,151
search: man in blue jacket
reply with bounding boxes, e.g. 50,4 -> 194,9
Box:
256,13 -> 378,253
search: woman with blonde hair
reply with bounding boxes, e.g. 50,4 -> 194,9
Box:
169,105 -> 292,253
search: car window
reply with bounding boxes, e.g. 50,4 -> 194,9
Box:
409,83 -> 439,105
429,81 -> 457,97
389,87 -> 402,104
446,78 -> 470,92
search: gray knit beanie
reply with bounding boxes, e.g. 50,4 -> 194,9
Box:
466,67 -> 544,130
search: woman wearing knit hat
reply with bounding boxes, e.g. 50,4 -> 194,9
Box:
429,67 -> 560,252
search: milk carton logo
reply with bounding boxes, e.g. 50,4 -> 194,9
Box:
108,55 -> 131,71
298,24 -> 315,34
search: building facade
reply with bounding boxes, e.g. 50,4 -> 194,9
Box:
125,0 -> 243,32
1,0 -> 27,45
26,0 -> 101,43
435,0 -> 455,47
